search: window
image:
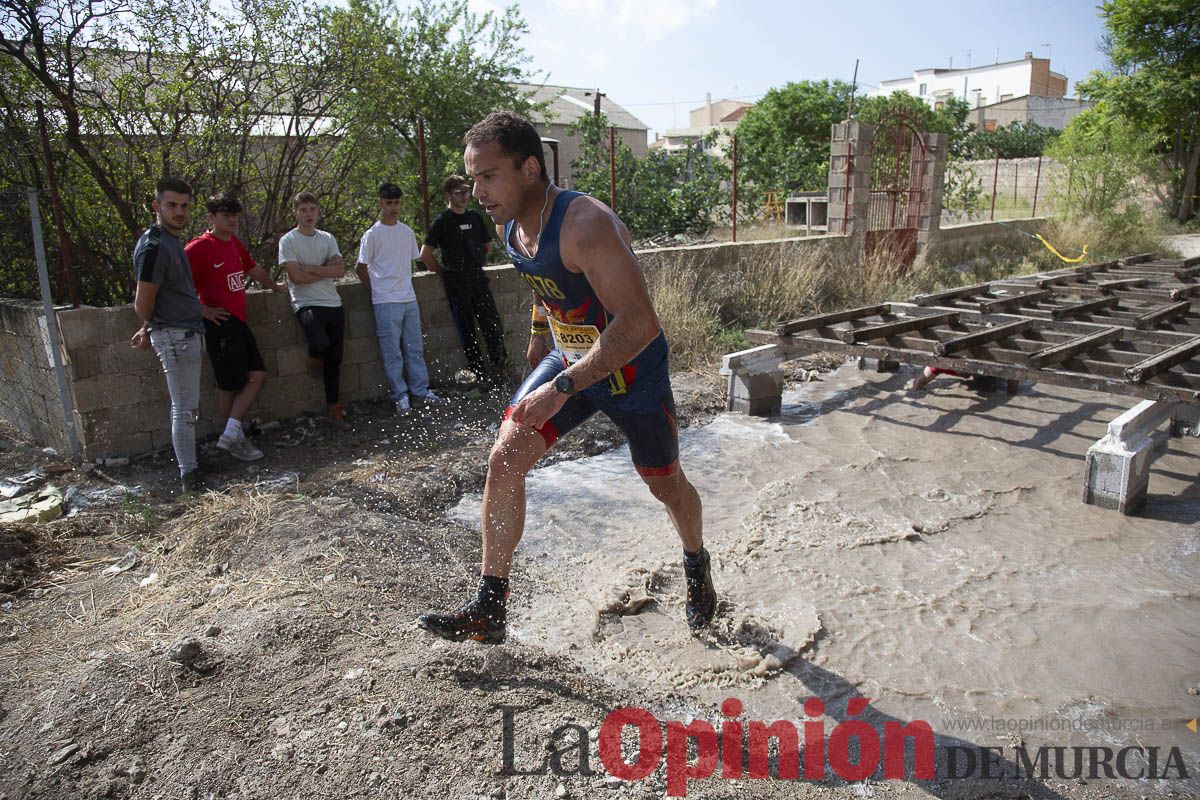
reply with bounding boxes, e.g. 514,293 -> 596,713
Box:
919,83 -> 927,95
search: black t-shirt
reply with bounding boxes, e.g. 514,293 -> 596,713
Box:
424,208 -> 492,274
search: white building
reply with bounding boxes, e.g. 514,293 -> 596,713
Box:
651,93 -> 753,157
869,53 -> 1069,113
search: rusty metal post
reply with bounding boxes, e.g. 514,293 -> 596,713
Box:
417,117 -> 430,232
35,101 -> 79,307
1031,155 -> 1043,217
732,135 -> 738,242
1013,159 -> 1019,210
609,126 -> 616,211
990,149 -> 1000,221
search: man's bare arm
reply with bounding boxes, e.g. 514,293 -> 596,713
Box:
247,265 -> 281,291
419,244 -> 442,274
133,280 -> 159,323
281,261 -> 323,284
355,263 -> 372,295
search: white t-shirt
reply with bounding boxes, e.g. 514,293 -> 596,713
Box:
278,228 -> 343,311
357,220 -> 421,304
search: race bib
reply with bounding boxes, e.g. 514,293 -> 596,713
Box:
548,318 -> 600,365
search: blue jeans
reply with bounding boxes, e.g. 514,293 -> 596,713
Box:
373,301 -> 429,402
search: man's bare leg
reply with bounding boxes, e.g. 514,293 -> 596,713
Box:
643,466 -> 715,628
641,468 -> 703,552
417,421 -> 547,643
481,421 -> 549,577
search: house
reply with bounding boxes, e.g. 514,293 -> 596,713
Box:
652,93 -> 753,157
969,94 -> 1091,132
868,53 -> 1087,129
514,83 -> 649,189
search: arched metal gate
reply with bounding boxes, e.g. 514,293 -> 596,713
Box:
865,110 -> 927,269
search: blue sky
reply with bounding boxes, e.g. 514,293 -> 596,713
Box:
468,0 -> 1110,139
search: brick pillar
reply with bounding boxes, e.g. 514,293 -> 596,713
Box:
916,132 -> 948,253
826,121 -> 873,262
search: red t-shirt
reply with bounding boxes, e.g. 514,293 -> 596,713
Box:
185,232 -> 257,321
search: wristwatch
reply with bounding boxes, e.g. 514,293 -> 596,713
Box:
553,372 -> 575,395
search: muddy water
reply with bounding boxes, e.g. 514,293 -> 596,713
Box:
450,363 -> 1200,780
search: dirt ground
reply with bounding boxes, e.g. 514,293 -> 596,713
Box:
0,361 -> 1185,800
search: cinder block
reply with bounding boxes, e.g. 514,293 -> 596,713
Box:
342,336 -> 378,366
347,310 -> 375,338
275,345 -> 310,377
339,286 -> 370,312
1083,441 -> 1154,514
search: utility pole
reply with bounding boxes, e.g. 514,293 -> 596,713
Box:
589,89 -> 606,117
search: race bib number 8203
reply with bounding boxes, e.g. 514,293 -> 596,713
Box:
548,318 -> 600,365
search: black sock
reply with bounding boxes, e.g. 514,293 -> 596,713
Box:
683,547 -> 706,568
476,575 -> 509,619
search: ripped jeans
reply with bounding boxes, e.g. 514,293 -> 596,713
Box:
150,327 -> 204,477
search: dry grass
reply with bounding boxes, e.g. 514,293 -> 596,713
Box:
1034,214 -> 1179,266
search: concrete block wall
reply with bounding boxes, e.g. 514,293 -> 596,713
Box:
0,300 -> 70,453
52,268 -> 532,460
926,217 -> 1048,264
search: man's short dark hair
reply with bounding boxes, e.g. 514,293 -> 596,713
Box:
378,182 -> 403,199
293,191 -> 320,209
155,177 -> 192,198
464,112 -> 548,183
443,175 -> 469,194
205,193 -> 242,214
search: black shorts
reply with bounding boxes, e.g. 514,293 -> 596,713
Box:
204,315 -> 265,391
504,352 -> 680,476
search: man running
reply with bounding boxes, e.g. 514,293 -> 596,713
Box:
418,112 -> 716,644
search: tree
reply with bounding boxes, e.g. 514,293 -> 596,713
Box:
734,80 -> 855,213
1078,0 -> 1200,222
0,0 -> 532,305
966,120 -> 1060,159
1047,101 -> 1160,217
568,113 -> 729,237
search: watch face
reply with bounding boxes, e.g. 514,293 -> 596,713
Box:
554,374 -> 573,394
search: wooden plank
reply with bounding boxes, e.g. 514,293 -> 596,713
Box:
977,289 -> 1051,314
1171,284 -> 1200,300
934,319 -> 1033,356
745,329 -> 1200,404
1118,253 -> 1156,265
1134,301 -> 1191,330
1174,265 -> 1200,281
1126,336 -> 1200,383
775,304 -> 886,335
1049,296 -> 1120,320
1095,277 -> 1150,293
839,311 -> 959,344
1026,327 -> 1124,369
910,283 -> 991,306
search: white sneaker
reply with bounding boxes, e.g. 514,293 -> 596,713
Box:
414,390 -> 442,406
395,396 -> 411,415
217,434 -> 264,462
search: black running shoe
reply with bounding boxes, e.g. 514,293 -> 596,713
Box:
683,548 -> 717,629
417,600 -> 506,644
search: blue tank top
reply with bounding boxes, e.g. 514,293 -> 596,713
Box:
505,190 -> 669,398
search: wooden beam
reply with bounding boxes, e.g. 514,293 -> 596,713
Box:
1026,327 -> 1124,369
977,289 -> 1051,314
839,311 -> 958,344
1126,337 -> 1200,383
1133,301 -> 1191,330
1049,296 -> 1120,320
1095,277 -> 1150,293
743,329 -> 1200,404
775,304 -> 887,335
1118,253 -> 1156,266
910,283 -> 991,306
934,319 -> 1033,356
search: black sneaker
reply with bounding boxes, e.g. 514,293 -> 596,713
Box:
179,469 -> 207,495
683,548 -> 717,629
417,600 -> 506,644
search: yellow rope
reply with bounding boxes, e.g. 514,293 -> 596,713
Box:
1035,234 -> 1088,264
